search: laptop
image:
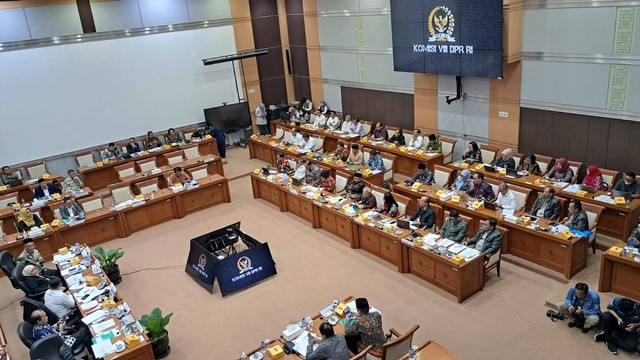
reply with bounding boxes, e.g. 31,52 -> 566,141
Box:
505,169 -> 523,179
484,201 -> 497,211
292,177 -> 303,187
483,165 -> 497,173
397,219 -> 411,229
613,190 -> 632,201
579,184 -> 597,194
6,179 -> 22,187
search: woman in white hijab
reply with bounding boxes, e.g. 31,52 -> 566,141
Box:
452,169 -> 472,192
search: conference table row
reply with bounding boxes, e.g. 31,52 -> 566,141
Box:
239,296 -> 463,360
250,171 -> 640,303
0,175 -> 231,273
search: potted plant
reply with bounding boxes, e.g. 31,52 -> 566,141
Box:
140,307 -> 173,359
93,246 -> 124,284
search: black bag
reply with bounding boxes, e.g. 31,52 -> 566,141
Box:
573,313 -> 586,328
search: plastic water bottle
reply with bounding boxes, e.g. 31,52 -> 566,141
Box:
630,240 -> 636,249
261,339 -> 269,353
241,352 -> 247,360
345,308 -> 354,322
408,345 -> 419,359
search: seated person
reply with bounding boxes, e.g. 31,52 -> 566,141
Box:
61,169 -> 83,192
378,192 -> 399,217
333,142 -> 350,162
312,110 -> 326,129
517,153 -> 542,176
582,165 -> 604,191
612,171 -> 640,199
301,159 -> 321,185
17,208 -> 43,232
288,128 -> 304,147
307,322 -> 349,360
1,165 -> 20,185
545,158 -> 574,182
344,173 -> 365,199
439,210 -> 468,243
288,106 -> 302,123
366,150 -> 385,171
34,178 -> 61,200
340,115 -> 353,132
318,100 -> 329,115
358,187 -> 377,210
16,238 -> 60,278
317,170 -> 336,193
350,118 -> 365,137
166,128 -> 183,143
347,144 -> 364,165
562,200 -> 589,231
408,129 -> 424,149
557,282 -> 601,333
45,277 -> 77,318
368,122 -> 388,141
407,163 -> 433,186
467,173 -> 495,201
297,133 -> 317,152
126,137 -> 141,154
424,134 -> 441,153
58,196 -> 84,220
274,152 -> 293,173
144,131 -> 161,149
451,170 -> 472,192
31,309 -> 92,351
410,196 -> 436,230
463,218 -> 502,260
168,166 -> 191,185
595,297 -> 640,355
388,129 -> 406,146
461,141 -> 481,163
102,142 -> 123,161
492,148 -> 516,169
529,187 -> 561,220
190,128 -> 207,141
300,97 -> 313,114
626,223 -> 640,246
494,182 -> 517,210
22,265 -> 49,294
326,111 -> 341,131
344,298 -> 386,355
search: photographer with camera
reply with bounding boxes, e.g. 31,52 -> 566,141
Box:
556,283 -> 601,333
594,297 -> 640,355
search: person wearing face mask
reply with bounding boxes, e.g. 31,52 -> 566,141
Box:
613,172 -> 640,199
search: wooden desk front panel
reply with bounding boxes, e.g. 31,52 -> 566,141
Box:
317,206 -> 355,245
358,226 -> 401,270
599,252 -> 640,300
109,342 -> 154,360
400,341 -> 463,360
83,166 -> 121,191
176,181 -> 230,216
284,192 -> 314,223
248,139 -> 274,164
252,177 -> 284,209
0,211 -> 16,235
54,213 -> 124,249
121,197 -> 178,236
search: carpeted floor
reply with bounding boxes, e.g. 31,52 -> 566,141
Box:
0,147 -> 635,359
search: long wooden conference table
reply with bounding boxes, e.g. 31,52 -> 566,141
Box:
0,173 -> 64,203
599,242 -> 640,300
446,162 -> 640,240
0,175 -> 230,274
80,138 -> 219,191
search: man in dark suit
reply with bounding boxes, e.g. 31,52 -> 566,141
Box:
58,196 -> 84,220
529,186 -> 561,220
33,179 -> 61,200
563,200 -> 589,231
410,196 -> 436,230
464,218 -> 503,261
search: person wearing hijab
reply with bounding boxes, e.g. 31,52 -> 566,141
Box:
461,141 -> 482,163
546,158 -> 574,182
582,165 -> 604,190
22,265 -> 50,294
492,148 -> 516,169
517,153 -> 542,176
17,208 -> 43,232
368,122 -> 388,141
255,103 -> 269,135
378,192 -> 399,217
451,169 -> 472,192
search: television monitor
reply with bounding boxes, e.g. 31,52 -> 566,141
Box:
390,0 -> 503,79
203,102 -> 252,131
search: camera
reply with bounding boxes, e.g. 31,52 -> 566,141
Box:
546,310 -> 566,321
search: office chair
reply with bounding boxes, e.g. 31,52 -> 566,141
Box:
13,266 -> 47,301
17,321 -> 36,348
30,334 -> 85,360
21,298 -> 81,329
0,250 -> 20,289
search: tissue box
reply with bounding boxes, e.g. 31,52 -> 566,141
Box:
39,224 -> 48,230
334,303 -> 348,316
289,122 -> 296,126
268,345 -> 285,359
534,179 -> 543,185
361,136 -> 368,142
12,203 -> 20,210
204,134 -> 212,139
414,238 -> 424,247
42,173 -> 50,180
451,255 -> 465,265
576,190 -> 588,197
411,182 -> 421,190
362,169 -> 372,176
558,229 -> 573,240
608,246 -> 623,256
250,134 -> 257,139
399,147 -> 408,153
95,161 -> 103,167
101,299 -> 117,309
254,168 -> 261,174
416,149 -> 424,155
268,141 -> 276,145
174,183 -> 183,189
435,189 -> 446,197
282,324 -> 303,341
450,195 -> 461,203
520,216 -> 531,226
124,335 -> 141,347
614,197 -> 627,206
135,195 -> 145,201
499,168 -> 507,175
460,162 -> 469,169
85,276 -> 101,286
387,144 -> 396,149
471,201 -> 484,210
475,164 -> 484,171
58,247 -> 69,255
70,257 -> 81,266
0,185 -> 7,191
52,193 -> 61,201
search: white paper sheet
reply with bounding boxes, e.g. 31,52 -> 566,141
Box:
293,331 -> 319,357
91,319 -> 117,333
81,309 -> 107,325
91,339 -> 116,358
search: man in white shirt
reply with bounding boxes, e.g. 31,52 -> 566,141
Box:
288,128 -> 304,146
495,182 -> 518,210
341,115 -> 353,132
298,133 -> 317,152
351,117 -> 365,137
326,111 -> 340,131
408,129 -> 424,149
44,277 -> 77,318
312,110 -> 326,129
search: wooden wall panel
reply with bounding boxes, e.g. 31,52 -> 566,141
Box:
285,0 -> 311,101
341,87 -> 414,130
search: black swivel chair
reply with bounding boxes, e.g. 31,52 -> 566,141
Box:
12,265 -> 47,301
17,322 -> 86,359
17,321 -> 36,348
21,298 -> 81,329
0,250 -> 20,289
30,334 -> 85,360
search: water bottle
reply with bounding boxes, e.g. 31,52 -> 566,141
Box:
261,339 -> 269,353
630,240 -> 636,249
241,352 -> 247,360
408,345 -> 419,359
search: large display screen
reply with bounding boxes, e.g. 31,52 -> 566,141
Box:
391,0 -> 503,79
204,102 -> 252,131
